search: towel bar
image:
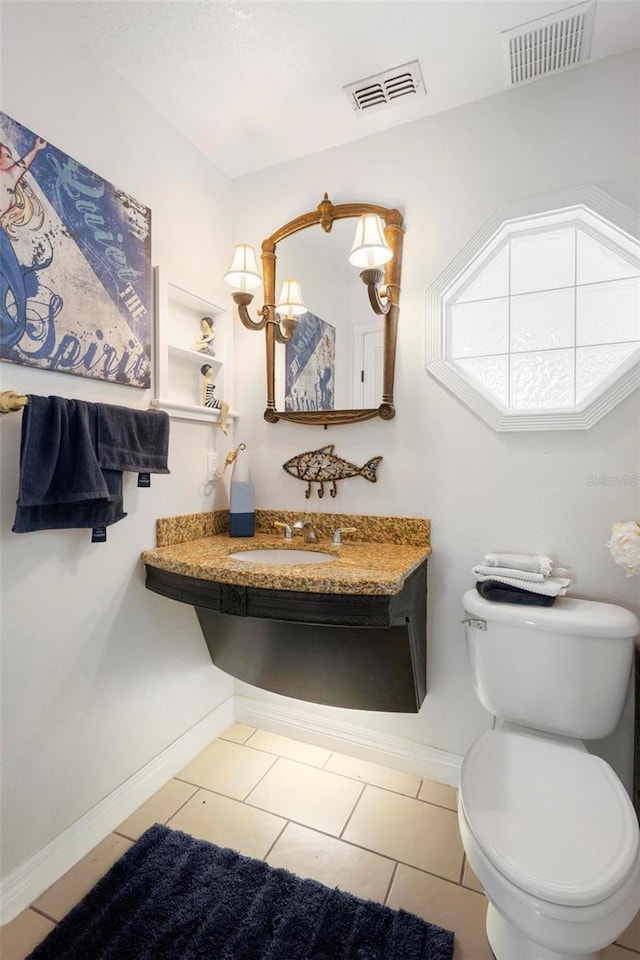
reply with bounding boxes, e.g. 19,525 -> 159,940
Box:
0,392 -> 174,421
0,391 -> 28,413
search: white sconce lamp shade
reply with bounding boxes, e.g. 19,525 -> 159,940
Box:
224,244 -> 262,291
348,214 -> 393,269
277,279 -> 307,317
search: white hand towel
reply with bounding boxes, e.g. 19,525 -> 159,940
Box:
482,552 -> 553,576
473,573 -> 572,597
472,564 -> 546,583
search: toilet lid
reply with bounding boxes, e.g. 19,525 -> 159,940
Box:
460,729 -> 639,906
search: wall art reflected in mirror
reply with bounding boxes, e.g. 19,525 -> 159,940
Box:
224,194 -> 404,426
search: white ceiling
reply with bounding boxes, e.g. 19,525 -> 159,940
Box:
24,0 -> 640,177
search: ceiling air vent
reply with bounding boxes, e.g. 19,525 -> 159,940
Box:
344,60 -> 426,114
502,0 -> 595,87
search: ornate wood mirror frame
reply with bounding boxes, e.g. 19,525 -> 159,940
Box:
234,194 -> 404,426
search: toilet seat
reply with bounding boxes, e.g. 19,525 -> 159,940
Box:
460,729 -> 639,907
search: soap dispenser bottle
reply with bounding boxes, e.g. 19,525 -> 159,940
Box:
229,445 -> 255,537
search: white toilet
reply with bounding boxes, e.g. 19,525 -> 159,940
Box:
459,589 -> 640,960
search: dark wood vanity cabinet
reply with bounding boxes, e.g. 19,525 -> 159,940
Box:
144,562 -> 427,712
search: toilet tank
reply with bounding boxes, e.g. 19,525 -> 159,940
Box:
462,590 -> 640,740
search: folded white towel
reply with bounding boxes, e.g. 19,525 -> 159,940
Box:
482,552 -> 553,576
473,564 -> 546,582
473,572 -> 572,597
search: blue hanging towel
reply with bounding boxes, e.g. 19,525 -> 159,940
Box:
12,395 -> 126,533
96,404 -> 170,474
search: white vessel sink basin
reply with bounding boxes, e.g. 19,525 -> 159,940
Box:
227,549 -> 336,565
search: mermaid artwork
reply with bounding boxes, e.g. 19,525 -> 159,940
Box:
0,135 -> 47,349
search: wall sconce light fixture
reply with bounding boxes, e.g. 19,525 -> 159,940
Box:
223,243 -> 262,292
276,279 -> 307,337
225,244 -> 307,344
348,214 -> 394,315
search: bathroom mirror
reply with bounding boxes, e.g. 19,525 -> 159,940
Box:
238,195 -> 404,426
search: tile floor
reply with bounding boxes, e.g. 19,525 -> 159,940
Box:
3,723 -> 640,960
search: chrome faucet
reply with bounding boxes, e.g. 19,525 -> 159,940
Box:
292,518 -> 320,544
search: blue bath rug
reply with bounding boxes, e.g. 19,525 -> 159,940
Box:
28,823 -> 454,959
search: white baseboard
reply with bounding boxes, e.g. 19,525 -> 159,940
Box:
0,696 -> 234,925
234,695 -> 463,788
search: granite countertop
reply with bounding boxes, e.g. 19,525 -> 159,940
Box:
141,511 -> 431,596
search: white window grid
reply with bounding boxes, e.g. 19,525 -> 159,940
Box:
425,187 -> 640,431
446,222 -> 639,410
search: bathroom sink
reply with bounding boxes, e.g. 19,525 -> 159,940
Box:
227,549 -> 336,565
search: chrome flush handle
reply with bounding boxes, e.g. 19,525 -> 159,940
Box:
461,617 -> 487,630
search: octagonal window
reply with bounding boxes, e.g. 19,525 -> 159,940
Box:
426,188 -> 640,430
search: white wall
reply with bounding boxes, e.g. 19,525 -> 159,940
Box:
0,5 -> 234,878
231,51 -> 640,786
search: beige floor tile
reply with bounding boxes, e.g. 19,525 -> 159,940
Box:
267,822 -> 395,904
462,857 -> 483,893
245,757 -> 363,836
245,729 -> 331,767
167,788 -> 285,860
175,737 -> 276,798
418,779 -> 458,811
324,752 -> 421,797
618,910 -> 640,952
343,785 -> 463,882
387,864 -> 493,960
116,779 -> 198,840
33,834 -> 132,922
603,946 -> 640,959
219,722 -> 256,744
0,909 -> 55,960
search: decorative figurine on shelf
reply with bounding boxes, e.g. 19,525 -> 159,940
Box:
282,444 -> 382,499
200,364 -> 229,434
194,316 -> 216,356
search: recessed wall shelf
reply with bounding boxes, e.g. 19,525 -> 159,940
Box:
150,399 -> 238,424
154,267 -> 236,425
167,345 -> 223,371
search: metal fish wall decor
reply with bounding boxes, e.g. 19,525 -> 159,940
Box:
282,445 -> 382,499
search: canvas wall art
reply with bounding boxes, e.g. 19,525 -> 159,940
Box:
0,111 -> 152,387
285,312 -> 335,412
